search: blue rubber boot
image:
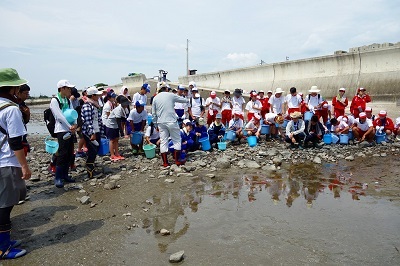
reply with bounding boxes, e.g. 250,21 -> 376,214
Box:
63,166 -> 75,183
54,166 -> 64,188
0,230 -> 26,259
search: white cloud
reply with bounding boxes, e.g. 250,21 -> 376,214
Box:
223,53 -> 260,67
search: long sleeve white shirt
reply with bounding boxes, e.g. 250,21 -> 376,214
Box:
152,92 -> 189,124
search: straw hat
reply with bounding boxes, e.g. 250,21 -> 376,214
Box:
275,115 -> 284,124
290,111 -> 302,119
309,85 -> 320,93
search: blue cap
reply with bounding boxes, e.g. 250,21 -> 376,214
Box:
178,85 -> 185,90
108,92 -> 117,98
135,100 -> 145,107
142,83 -> 151,93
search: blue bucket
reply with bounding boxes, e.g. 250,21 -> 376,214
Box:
331,134 -> 339,144
339,134 -> 349,144
131,132 -> 143,145
63,109 -> 78,124
243,127 -> 248,136
44,137 -> 59,154
323,134 -> 332,144
98,138 -> 110,156
261,124 -> 270,135
199,136 -> 211,151
217,141 -> 227,150
226,130 -> 236,141
304,111 -> 313,121
375,132 -> 387,144
282,119 -> 289,128
247,136 -> 257,147
147,114 -> 153,125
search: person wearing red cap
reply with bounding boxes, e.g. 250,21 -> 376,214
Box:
245,91 -> 262,122
244,113 -> 262,139
332,88 -> 348,118
350,88 -> 371,118
228,112 -> 244,142
364,107 -> 375,121
373,110 -> 394,136
205,91 -> 221,126
352,112 -> 374,143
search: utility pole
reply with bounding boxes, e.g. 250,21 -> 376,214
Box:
186,39 -> 189,76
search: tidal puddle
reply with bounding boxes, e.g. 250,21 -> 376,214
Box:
120,163 -> 400,265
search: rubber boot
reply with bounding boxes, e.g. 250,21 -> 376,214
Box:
174,150 -> 186,166
161,153 -> 170,168
54,166 -> 64,188
86,163 -> 102,179
63,170 -> 75,183
0,229 -> 26,259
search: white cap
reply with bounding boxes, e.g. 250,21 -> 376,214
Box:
210,91 -> 216,95
267,90 -> 273,93
309,85 -> 320,93
189,81 -> 196,87
275,88 -> 284,94
194,93 -> 200,98
57,80 -> 75,88
86,86 -> 103,96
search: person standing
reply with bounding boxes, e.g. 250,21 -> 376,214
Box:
269,88 -> 286,115
205,91 -> 221,126
332,88 -> 348,118
258,90 -> 270,118
187,87 -> 205,121
0,68 -> 31,259
51,80 -> 77,188
132,83 -> 151,106
174,85 -> 187,128
350,88 -> 371,118
220,90 -> 233,126
152,83 -> 189,167
232,88 -> 245,120
285,87 -> 302,115
81,86 -> 103,179
245,91 -> 262,122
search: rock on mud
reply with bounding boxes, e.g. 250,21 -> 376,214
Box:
169,250 -> 184,263
160,229 -> 170,235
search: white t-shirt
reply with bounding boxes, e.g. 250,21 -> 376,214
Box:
305,94 -> 323,110
101,101 -> 114,126
0,99 -> 26,167
105,105 -> 126,129
331,120 -> 349,131
189,97 -> 205,117
395,117 -> 400,128
132,92 -> 147,106
285,94 -> 302,108
245,100 -> 262,114
221,96 -> 232,111
355,118 -> 373,131
228,118 -> 244,130
174,95 -> 186,110
264,113 -> 278,124
127,109 -> 148,124
145,125 -> 160,140
232,96 -> 245,115
205,97 -> 221,112
268,95 -> 285,114
245,120 -> 260,133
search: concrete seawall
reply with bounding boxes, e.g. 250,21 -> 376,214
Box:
178,45 -> 400,100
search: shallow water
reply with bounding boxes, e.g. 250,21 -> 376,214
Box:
119,163 -> 400,265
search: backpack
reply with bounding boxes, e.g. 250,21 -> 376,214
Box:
190,97 -> 204,111
307,94 -> 321,104
44,97 -> 70,138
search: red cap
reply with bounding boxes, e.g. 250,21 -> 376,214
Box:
378,110 -> 387,117
359,112 -> 367,118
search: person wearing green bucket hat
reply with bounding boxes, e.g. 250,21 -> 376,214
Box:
0,68 -> 31,259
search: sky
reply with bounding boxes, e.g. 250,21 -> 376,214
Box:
1,0 -> 399,96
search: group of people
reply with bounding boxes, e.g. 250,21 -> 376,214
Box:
1,67 -> 399,260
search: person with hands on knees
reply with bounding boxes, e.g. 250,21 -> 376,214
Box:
208,113 -> 226,149
352,112 -> 374,143
193,117 -> 208,150
81,86 -> 103,179
285,111 -> 306,149
304,115 -> 323,148
0,68 -> 32,259
144,122 -> 160,146
228,111 -> 244,143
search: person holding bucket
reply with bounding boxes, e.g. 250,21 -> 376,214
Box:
352,112 -> 374,143
0,68 -> 32,259
263,113 -> 284,140
245,113 -> 262,139
373,110 -> 394,137
330,116 -> 350,135
193,117 -> 208,150
304,86 -> 324,119
81,86 -> 103,179
127,100 -> 147,155
208,113 -> 226,149
152,83 -> 189,167
228,112 -> 244,143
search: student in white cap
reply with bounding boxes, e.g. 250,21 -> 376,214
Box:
174,85 -> 187,128
245,91 -> 262,122
245,113 -> 262,139
373,110 -> 395,136
127,100 -> 148,155
332,88 -> 348,118
207,113 -> 226,148
305,85 -> 324,116
205,91 -> 221,126
221,90 -> 233,126
352,112 -> 374,143
152,84 -> 189,167
188,87 -> 205,121
350,87 -> 371,118
81,86 -> 104,179
268,88 -> 285,115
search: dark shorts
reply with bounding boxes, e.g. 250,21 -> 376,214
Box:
0,166 -> 26,208
106,127 -> 120,140
150,138 -> 160,145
